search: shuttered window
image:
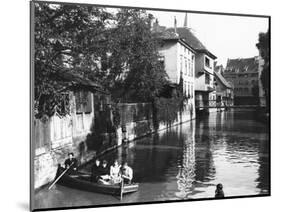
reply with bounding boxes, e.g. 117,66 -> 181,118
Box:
75,91 -> 93,114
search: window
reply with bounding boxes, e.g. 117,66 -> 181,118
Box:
251,73 -> 257,77
205,57 -> 210,68
188,59 -> 191,76
75,91 -> 92,113
205,73 -> 210,84
50,92 -> 70,115
191,58 -> 194,77
180,56 -> 183,73
185,59 -> 188,75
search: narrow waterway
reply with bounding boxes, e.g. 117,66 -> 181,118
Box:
34,109 -> 269,209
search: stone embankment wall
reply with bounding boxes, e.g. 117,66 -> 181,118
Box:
34,101 -> 195,189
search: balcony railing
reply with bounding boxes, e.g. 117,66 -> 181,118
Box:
195,100 -> 233,108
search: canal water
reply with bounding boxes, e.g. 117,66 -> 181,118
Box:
34,109 -> 269,209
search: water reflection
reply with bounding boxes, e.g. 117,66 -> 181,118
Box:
175,122 -> 195,198
34,109 -> 269,209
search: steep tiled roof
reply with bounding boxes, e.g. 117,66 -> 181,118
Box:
154,29 -> 179,40
154,29 -> 196,52
167,27 -> 206,50
225,57 -> 259,73
214,71 -> 232,89
166,27 -> 216,59
152,22 -> 216,58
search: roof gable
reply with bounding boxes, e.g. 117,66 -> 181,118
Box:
214,71 -> 232,89
167,27 -> 206,50
166,27 -> 217,59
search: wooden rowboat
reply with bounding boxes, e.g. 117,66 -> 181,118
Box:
54,166 -> 139,196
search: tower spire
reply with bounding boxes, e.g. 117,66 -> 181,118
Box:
174,16 -> 177,34
184,13 -> 188,28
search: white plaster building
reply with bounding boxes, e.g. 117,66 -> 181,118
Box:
156,29 -> 196,122
165,16 -> 217,114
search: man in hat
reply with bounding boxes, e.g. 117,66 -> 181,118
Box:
64,152 -> 78,174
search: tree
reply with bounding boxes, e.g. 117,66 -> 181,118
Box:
34,2 -> 112,117
105,9 -> 168,102
256,30 -> 270,109
33,3 -> 168,117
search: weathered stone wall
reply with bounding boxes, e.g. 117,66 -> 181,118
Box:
34,101 -> 195,189
34,92 -> 97,189
118,103 -> 153,141
118,102 -> 195,141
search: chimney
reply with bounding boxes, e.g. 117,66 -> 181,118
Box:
174,16 -> 177,34
184,13 -> 188,28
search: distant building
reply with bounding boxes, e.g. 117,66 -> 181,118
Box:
224,57 -> 259,105
214,66 -> 234,107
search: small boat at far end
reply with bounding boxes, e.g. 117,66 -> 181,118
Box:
54,166 -> 139,196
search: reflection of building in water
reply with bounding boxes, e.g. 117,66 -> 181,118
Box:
194,117 -> 216,182
176,121 -> 196,198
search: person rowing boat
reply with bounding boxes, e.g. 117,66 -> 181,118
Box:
64,152 -> 78,174
49,152 -> 78,189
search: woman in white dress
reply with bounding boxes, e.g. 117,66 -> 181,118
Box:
110,159 -> 121,184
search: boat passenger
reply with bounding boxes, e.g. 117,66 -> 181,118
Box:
110,159 -> 121,184
121,162 -> 133,184
98,160 -> 111,184
215,183 -> 225,198
91,158 -> 101,182
64,152 -> 78,174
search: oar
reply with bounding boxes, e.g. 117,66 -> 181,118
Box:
120,178 -> 124,200
48,162 -> 74,190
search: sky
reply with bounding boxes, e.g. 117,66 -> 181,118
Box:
149,10 -> 269,66
49,5 -> 269,67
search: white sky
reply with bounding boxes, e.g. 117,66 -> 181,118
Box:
149,10 -> 269,66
